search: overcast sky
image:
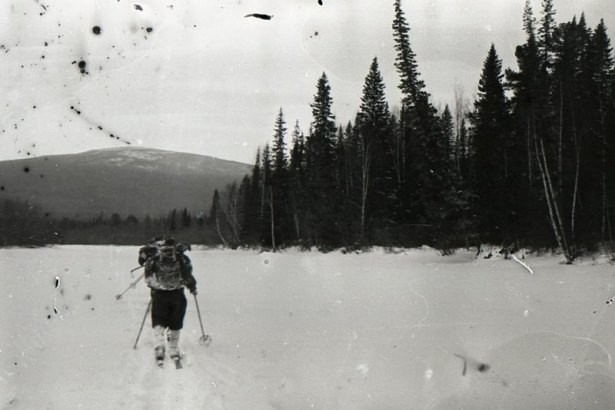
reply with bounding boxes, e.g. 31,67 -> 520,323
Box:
1,0 -> 614,164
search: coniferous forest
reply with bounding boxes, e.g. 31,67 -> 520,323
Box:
2,0 -> 614,260
209,0 -> 615,260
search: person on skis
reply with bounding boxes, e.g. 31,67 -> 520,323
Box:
139,236 -> 197,364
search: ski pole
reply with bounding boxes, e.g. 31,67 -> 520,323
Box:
115,272 -> 145,300
193,294 -> 211,345
133,299 -> 152,350
129,265 -> 143,278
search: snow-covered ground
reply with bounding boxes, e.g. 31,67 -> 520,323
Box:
2,246 -> 615,409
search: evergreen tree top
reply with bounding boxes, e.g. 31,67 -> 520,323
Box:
310,73 -> 336,140
392,0 -> 427,106
523,0 -> 537,38
475,44 -> 507,117
358,57 -> 390,127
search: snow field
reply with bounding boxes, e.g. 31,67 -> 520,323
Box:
2,246 -> 615,409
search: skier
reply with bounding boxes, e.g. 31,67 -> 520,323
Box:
139,236 -> 197,366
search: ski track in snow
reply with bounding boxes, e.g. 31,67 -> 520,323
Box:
128,342 -> 233,409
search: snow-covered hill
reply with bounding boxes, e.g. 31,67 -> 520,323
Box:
2,246 -> 615,409
0,147 -> 251,219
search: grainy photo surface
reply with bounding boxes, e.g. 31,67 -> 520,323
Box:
2,0 -> 615,408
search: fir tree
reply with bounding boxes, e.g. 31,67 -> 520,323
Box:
356,57 -> 395,240
270,109 -> 291,247
538,0 -> 557,69
288,121 -> 307,242
440,105 -> 455,162
260,144 -> 273,246
272,108 -> 289,176
305,73 -> 342,248
392,0 -> 427,109
522,0 -> 537,38
393,0 -> 438,225
470,44 -> 513,242
241,149 -> 263,244
582,20 -> 614,243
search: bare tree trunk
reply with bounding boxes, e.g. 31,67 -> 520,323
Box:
260,171 -> 267,227
220,184 -> 241,245
360,138 -> 372,242
571,138 -> 581,244
215,215 -> 229,247
599,99 -> 609,244
270,187 -> 276,250
527,118 -> 533,187
290,196 -> 301,241
557,81 -> 564,195
454,83 -> 467,174
294,212 -> 301,240
569,103 -> 580,244
534,134 -> 573,263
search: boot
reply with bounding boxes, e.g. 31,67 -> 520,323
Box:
153,325 -> 166,361
168,329 -> 181,359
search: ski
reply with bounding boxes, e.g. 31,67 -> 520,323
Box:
172,355 -> 183,369
155,346 -> 165,368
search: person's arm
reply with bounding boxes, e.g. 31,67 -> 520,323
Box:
181,256 -> 197,294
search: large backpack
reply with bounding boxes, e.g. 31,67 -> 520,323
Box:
138,236 -> 191,266
139,236 -> 192,291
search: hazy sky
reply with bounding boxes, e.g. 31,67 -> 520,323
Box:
1,0 -> 614,164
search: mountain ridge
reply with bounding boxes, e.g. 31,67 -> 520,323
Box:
0,147 -> 252,220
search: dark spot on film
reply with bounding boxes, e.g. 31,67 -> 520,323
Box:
75,59 -> 88,75
477,363 -> 490,372
92,26 -> 102,35
244,13 -> 273,20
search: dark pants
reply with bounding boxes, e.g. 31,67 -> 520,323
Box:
150,289 -> 187,330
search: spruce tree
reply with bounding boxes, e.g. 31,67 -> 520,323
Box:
523,0 -> 537,37
241,149 -> 263,244
470,44 -> 513,242
581,20 -> 614,244
289,122 -> 307,242
392,0 -> 464,249
356,57 -> 395,241
440,105 -> 455,162
260,144 -> 273,246
538,0 -> 557,70
392,0 -> 436,225
270,108 -> 291,247
305,73 -> 341,248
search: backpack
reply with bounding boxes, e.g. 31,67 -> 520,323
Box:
138,236 -> 191,266
139,236 -> 193,291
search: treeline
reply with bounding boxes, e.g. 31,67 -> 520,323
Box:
209,0 -> 615,260
0,198 -> 220,246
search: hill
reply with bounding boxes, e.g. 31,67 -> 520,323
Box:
0,147 -> 251,219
